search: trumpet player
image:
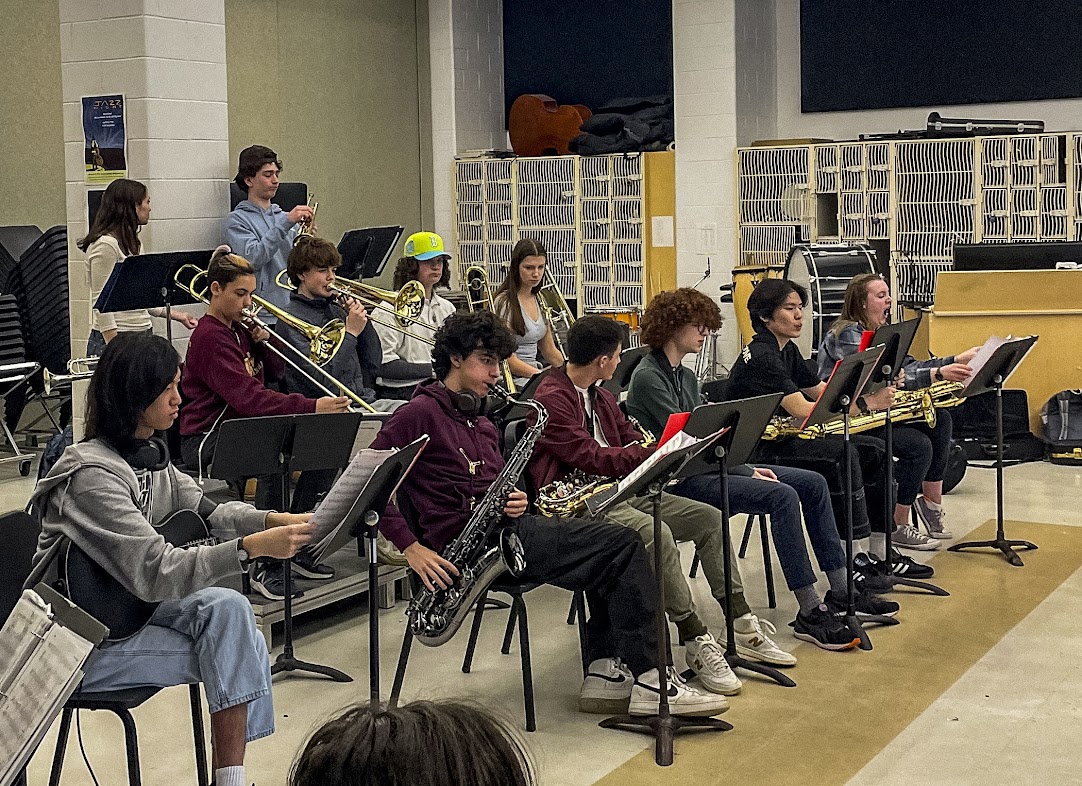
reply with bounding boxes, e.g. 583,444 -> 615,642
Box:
225,145 -> 315,316
180,249 -> 348,600
374,232 -> 456,400
275,236 -> 402,412
818,274 -> 980,546
492,238 -> 565,384
530,317 -> 760,696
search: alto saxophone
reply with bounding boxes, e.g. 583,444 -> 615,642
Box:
407,390 -> 547,647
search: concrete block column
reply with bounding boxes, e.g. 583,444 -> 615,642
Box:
59,0 -> 230,431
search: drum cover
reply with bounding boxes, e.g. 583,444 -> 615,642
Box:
784,243 -> 876,358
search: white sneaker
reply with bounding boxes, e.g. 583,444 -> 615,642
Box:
731,614 -> 798,667
629,667 -> 729,717
579,657 -> 634,714
892,523 -> 941,551
684,634 -> 742,695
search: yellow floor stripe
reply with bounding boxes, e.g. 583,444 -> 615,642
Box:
595,520 -> 1082,786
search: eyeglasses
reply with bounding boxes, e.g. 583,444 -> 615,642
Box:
694,324 -> 711,336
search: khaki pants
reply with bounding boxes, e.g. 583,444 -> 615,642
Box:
601,492 -> 742,623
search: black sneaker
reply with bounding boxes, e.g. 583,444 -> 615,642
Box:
825,588 -> 900,618
853,552 -> 894,593
251,562 -> 305,601
291,549 -> 335,581
791,604 -> 861,651
889,549 -> 935,579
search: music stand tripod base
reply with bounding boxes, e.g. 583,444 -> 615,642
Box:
599,713 -> 733,766
948,538 -> 1037,567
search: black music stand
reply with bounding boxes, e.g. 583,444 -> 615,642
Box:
948,336 -> 1039,567
338,227 -> 404,281
812,347 -> 900,650
680,394 -> 796,688
312,435 -> 428,705
587,437 -> 732,766
94,250 -> 208,341
865,321 -> 949,597
273,412 -> 362,681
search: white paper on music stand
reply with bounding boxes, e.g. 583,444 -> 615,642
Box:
613,426 -> 729,497
961,335 -> 1007,390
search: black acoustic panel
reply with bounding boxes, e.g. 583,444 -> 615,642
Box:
17,226 -> 69,374
228,181 -> 308,213
800,0 -> 1082,112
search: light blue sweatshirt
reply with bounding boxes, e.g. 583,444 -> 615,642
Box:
224,199 -> 297,316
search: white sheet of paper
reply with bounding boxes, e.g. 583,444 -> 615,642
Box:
651,215 -> 674,247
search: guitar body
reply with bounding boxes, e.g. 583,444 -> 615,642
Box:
509,94 -> 592,157
61,509 -> 215,642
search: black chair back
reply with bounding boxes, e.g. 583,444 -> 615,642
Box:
0,510 -> 43,623
229,182 -> 308,213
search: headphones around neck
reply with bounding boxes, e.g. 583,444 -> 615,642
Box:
447,386 -> 494,417
123,437 -> 170,471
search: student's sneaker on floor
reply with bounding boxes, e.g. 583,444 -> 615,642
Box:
853,552 -> 894,593
825,588 -> 900,618
892,523 -> 940,551
579,657 -> 634,714
290,550 -> 335,580
791,604 -> 861,651
913,496 -> 953,539
889,548 -> 935,579
251,563 -> 305,602
629,667 -> 730,717
684,634 -> 742,695
730,614 -> 797,666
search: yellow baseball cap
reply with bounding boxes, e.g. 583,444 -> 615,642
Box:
404,231 -> 449,261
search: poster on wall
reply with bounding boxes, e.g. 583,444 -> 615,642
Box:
81,94 -> 127,185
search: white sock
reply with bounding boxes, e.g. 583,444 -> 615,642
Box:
733,613 -> 756,633
854,537 -> 871,555
869,533 -> 887,560
924,498 -> 942,511
215,766 -> 245,786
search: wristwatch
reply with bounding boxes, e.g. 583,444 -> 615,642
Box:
856,395 -> 871,415
934,367 -> 945,382
237,537 -> 251,570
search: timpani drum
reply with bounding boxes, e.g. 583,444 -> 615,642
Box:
587,308 -> 642,347
731,265 -> 785,347
783,243 -> 877,358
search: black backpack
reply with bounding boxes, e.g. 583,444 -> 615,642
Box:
1041,390 -> 1082,466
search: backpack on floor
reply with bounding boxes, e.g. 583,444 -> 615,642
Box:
1040,390 -> 1082,466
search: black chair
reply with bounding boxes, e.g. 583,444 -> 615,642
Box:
0,510 -> 210,786
689,513 -> 777,609
0,295 -> 41,475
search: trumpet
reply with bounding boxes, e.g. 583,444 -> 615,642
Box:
293,193 -> 317,245
42,357 -> 99,395
173,264 -> 376,413
463,265 -> 516,391
275,270 -> 439,346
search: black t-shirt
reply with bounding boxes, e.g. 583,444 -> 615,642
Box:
724,332 -> 821,401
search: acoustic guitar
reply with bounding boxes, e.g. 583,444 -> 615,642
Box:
508,94 -> 592,157
60,509 -> 216,642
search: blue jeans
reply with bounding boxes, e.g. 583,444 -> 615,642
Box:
79,587 -> 274,742
672,465 -> 846,593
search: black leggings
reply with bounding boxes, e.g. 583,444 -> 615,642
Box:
864,409 -> 951,505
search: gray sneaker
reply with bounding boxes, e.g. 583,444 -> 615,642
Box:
913,496 -> 953,539
893,522 -> 940,551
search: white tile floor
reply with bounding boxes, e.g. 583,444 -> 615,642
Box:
5,451 -> 1081,785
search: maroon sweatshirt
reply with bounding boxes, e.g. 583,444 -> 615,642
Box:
180,314 -> 315,436
528,365 -> 654,492
370,380 -> 506,554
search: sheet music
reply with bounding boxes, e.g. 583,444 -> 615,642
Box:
0,591 -> 97,783
604,427 -> 728,505
962,335 -> 1007,387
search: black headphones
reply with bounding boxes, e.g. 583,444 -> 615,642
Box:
447,387 -> 494,417
123,437 -> 170,471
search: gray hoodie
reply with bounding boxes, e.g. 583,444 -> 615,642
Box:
224,199 -> 297,313
30,440 -> 267,603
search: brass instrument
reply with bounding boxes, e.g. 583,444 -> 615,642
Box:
462,265 -> 516,392
275,269 -> 438,346
537,267 -> 574,357
42,357 -> 99,395
761,381 -> 964,441
173,264 -> 376,413
293,193 -> 317,245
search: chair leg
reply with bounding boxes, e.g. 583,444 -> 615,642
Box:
516,598 -> 536,733
116,708 -> 143,786
389,626 -> 414,708
688,553 -> 700,578
566,595 -> 577,625
573,590 -> 590,678
738,514 -> 755,558
189,685 -> 210,786
462,590 -> 489,674
48,708 -> 74,786
501,595 -> 519,655
758,514 -> 777,609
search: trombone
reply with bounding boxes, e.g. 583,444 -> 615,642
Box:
463,266 -> 517,392
274,269 -> 438,346
173,264 -> 377,413
537,267 -> 574,357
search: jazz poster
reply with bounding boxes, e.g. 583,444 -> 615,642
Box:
82,94 -> 127,185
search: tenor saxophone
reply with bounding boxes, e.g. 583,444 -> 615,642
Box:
407,390 -> 547,647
